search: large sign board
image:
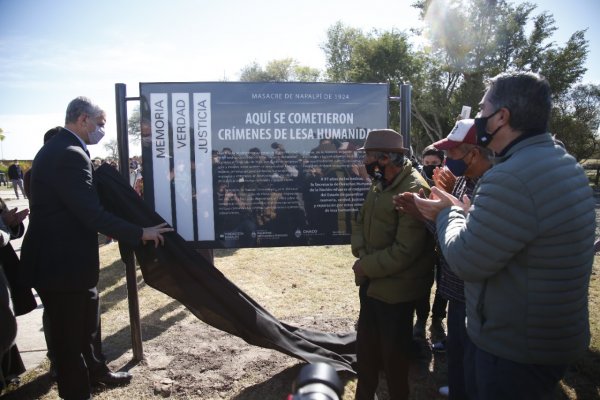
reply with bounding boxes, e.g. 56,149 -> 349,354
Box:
140,82 -> 389,248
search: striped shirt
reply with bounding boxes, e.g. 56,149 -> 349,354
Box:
430,176 -> 478,303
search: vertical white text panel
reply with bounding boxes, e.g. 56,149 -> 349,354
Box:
193,93 -> 214,240
150,93 -> 172,225
171,93 -> 194,240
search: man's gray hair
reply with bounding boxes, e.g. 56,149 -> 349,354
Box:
65,97 -> 104,124
373,151 -> 405,167
459,143 -> 494,161
478,146 -> 494,161
485,71 -> 551,135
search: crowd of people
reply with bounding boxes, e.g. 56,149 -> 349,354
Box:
0,71 -> 596,400
353,71 -> 595,400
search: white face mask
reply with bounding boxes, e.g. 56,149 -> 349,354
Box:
88,125 -> 105,145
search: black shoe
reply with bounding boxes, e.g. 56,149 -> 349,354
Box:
89,371 -> 132,386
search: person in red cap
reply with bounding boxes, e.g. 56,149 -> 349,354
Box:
351,128 -> 435,400
396,118 -> 493,399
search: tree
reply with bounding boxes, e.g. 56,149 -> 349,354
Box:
322,22 -> 424,143
551,83 -> 600,160
126,105 -> 144,157
128,106 -> 141,144
412,0 -> 590,153
239,58 -> 321,82
103,138 -> 119,160
322,21 -> 363,82
0,128 -> 4,160
323,0 -> 591,157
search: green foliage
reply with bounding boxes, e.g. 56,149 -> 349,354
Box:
322,21 -> 363,82
322,23 -> 422,134
322,0 -> 592,158
541,30 -> 589,97
551,84 -> 600,160
103,138 -> 119,160
239,58 -> 321,82
415,0 -> 591,155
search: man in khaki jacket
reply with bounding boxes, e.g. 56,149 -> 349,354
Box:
351,129 -> 434,400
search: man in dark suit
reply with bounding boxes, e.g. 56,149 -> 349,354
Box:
20,97 -> 172,400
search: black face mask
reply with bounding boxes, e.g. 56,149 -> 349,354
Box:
365,160 -> 384,181
474,108 -> 502,147
422,164 -> 437,180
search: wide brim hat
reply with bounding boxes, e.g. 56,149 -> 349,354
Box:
433,119 -> 477,150
358,129 -> 409,154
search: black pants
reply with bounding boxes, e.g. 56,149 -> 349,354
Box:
415,263 -> 447,321
355,284 -> 415,400
37,287 -> 108,400
446,300 -> 470,400
415,291 -> 447,321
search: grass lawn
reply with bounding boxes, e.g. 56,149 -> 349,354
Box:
2,244 -> 599,399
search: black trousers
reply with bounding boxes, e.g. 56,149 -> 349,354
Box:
37,287 -> 108,400
355,283 -> 415,400
415,263 -> 447,321
446,299 -> 470,400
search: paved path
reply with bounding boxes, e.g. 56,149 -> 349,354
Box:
1,187 -> 48,372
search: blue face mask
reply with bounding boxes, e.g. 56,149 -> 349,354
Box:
445,157 -> 467,176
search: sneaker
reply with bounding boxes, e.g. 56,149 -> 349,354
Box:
439,386 -> 449,396
413,319 -> 426,338
431,340 -> 446,353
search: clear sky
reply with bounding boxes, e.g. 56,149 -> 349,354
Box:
0,0 -> 598,159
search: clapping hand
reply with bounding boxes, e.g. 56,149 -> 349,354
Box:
393,190 -> 426,221
432,167 -> 456,193
1,207 -> 29,228
413,186 -> 471,221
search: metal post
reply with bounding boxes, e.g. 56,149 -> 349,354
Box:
115,84 -> 130,181
115,83 -> 144,362
399,84 -> 412,150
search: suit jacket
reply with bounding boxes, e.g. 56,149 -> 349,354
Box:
19,128 -> 142,290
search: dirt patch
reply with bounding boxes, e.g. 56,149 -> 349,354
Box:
107,312 -> 361,399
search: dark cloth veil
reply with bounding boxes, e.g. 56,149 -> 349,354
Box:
94,164 -> 356,372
